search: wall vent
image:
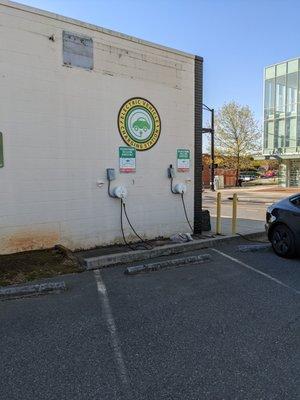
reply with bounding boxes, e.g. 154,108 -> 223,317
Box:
63,31 -> 93,70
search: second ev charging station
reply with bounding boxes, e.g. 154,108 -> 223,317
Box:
168,164 -> 193,233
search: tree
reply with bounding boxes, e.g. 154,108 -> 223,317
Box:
214,102 -> 261,186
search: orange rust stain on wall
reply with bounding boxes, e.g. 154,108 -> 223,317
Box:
1,230 -> 60,254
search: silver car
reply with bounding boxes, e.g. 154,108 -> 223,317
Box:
266,194 -> 300,258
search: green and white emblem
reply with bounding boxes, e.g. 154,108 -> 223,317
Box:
118,97 -> 161,151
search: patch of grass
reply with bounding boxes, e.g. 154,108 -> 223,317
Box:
0,249 -> 82,287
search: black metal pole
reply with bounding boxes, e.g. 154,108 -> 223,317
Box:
211,109 -> 215,191
194,56 -> 203,235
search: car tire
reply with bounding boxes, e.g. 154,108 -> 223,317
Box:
270,224 -> 296,258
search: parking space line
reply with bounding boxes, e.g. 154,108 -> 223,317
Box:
94,270 -> 130,389
212,249 -> 300,296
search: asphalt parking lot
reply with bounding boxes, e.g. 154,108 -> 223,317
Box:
0,240 -> 299,400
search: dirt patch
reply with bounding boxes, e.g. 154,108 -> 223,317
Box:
1,230 -> 60,255
0,248 -> 82,287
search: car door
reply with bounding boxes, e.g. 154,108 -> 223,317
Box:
288,195 -> 300,236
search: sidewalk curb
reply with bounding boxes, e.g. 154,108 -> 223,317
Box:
125,254 -> 212,275
0,281 -> 66,299
83,231 -> 266,270
227,197 -> 275,204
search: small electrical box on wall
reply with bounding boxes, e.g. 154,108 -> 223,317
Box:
167,164 -> 175,179
0,132 -> 4,168
106,168 -> 116,181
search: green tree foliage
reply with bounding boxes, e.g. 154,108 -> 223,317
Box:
215,102 -> 261,185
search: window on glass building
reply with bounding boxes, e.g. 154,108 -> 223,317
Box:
297,118 -> 300,147
264,79 -> 275,119
275,75 -> 286,117
264,66 -> 275,120
286,72 -> 297,115
274,119 -> 285,148
264,120 -> 274,149
285,117 -> 296,148
264,59 -> 300,153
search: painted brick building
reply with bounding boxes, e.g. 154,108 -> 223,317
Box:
0,1 -> 203,253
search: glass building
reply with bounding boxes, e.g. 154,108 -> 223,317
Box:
263,58 -> 300,187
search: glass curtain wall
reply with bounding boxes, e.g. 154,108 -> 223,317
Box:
263,58 -> 299,154
264,66 -> 275,149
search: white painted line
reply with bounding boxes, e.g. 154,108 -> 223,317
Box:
212,249 -> 300,295
94,269 -> 130,389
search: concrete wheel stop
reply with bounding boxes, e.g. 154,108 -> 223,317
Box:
125,253 -> 212,275
237,243 -> 271,252
0,281 -> 67,300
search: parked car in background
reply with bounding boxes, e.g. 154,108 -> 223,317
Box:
239,171 -> 259,182
261,170 -> 278,179
266,194 -> 300,258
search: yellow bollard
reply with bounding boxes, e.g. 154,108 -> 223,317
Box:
232,193 -> 238,235
216,192 -> 221,235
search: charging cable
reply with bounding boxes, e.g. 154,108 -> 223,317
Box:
120,199 -> 136,251
180,193 -> 193,233
168,164 -> 193,233
120,199 -> 153,250
170,177 -> 177,194
106,168 -> 153,250
107,179 -> 115,198
122,202 -> 153,250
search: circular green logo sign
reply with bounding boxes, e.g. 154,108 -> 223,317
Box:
118,97 -> 161,151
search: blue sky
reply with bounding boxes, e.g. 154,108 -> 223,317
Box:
18,0 -> 300,124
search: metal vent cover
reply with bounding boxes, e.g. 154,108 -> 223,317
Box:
63,31 -> 93,70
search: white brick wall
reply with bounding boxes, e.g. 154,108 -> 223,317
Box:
0,1 -> 196,254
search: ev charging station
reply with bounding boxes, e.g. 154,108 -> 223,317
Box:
103,156 -> 194,250
104,97 -> 201,249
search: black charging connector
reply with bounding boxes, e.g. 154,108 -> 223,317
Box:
168,164 -> 177,194
167,164 -> 175,179
106,168 -> 116,198
106,168 -> 116,182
